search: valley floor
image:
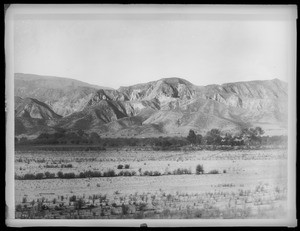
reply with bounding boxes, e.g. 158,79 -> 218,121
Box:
14,149 -> 288,219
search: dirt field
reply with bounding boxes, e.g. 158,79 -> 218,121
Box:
14,149 -> 288,219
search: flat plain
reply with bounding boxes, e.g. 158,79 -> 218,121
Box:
15,148 -> 287,219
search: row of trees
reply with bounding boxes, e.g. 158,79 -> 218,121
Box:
15,127 -> 287,148
187,127 -> 281,146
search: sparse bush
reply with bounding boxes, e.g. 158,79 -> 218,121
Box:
153,171 -> 161,176
124,164 -> 130,169
123,170 -> 132,176
117,164 -> 123,169
208,170 -> 219,174
69,195 -> 76,202
172,168 -> 191,175
61,164 -> 73,168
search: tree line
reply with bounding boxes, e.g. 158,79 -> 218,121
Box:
15,127 -> 287,148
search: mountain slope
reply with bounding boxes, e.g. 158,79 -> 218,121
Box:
15,97 -> 62,135
56,93 -> 161,132
14,74 -> 288,137
15,73 -> 111,116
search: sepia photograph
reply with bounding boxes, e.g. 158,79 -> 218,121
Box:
5,4 -> 297,227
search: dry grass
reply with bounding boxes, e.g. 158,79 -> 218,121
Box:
14,149 -> 288,219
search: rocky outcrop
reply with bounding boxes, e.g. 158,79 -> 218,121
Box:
15,97 -> 62,120
15,97 -> 62,135
119,77 -> 195,102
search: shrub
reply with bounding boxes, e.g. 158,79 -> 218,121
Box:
194,209 -> 202,218
208,169 -> 219,174
79,172 -> 86,178
104,169 -> 115,177
92,171 -> 102,177
153,171 -> 161,176
23,173 -> 36,180
196,164 -> 204,174
45,171 -> 52,178
118,170 -> 124,176
61,164 -> 73,168
57,171 -> 64,178
63,172 -> 76,178
78,170 -> 102,178
173,168 -> 192,175
69,195 -> 76,202
173,168 -> 191,175
35,173 -> 44,179
75,198 -> 85,210
122,204 -> 130,215
22,197 -> 27,203
139,203 -> 147,211
15,174 -> 22,180
16,204 -> 22,212
131,171 -> 136,176
125,164 -> 130,169
223,169 -> 227,173
124,171 -> 132,176
117,164 -> 123,169
143,171 -> 149,176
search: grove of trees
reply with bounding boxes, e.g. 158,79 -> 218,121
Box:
15,127 -> 287,149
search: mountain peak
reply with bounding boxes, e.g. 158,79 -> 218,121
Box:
159,77 -> 193,85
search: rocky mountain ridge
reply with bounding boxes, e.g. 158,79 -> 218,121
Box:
14,74 -> 288,137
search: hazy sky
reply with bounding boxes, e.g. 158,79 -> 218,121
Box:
13,7 -> 293,89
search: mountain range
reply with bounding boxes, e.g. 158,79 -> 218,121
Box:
14,73 -> 288,138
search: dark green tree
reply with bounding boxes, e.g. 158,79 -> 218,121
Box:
196,164 -> 204,174
206,129 -> 221,145
196,134 -> 202,145
187,129 -> 197,144
241,127 -> 265,145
